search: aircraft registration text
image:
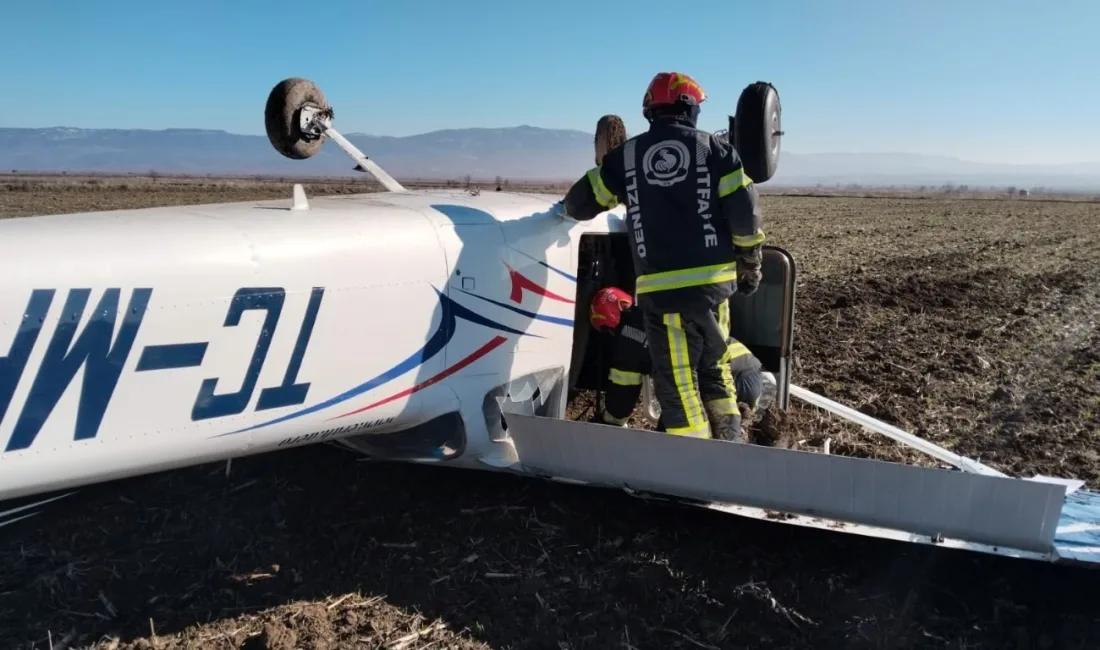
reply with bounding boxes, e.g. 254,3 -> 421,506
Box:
0,286 -> 326,453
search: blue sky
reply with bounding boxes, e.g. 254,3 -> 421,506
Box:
1,0 -> 1097,164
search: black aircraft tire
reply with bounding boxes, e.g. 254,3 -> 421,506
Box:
595,114 -> 627,166
265,77 -> 329,160
734,81 -> 782,183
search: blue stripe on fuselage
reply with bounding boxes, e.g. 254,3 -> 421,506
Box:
221,288 -> 530,436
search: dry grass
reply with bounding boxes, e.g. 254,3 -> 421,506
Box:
0,174 -> 571,219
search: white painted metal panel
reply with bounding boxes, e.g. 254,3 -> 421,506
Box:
505,414 -> 1067,553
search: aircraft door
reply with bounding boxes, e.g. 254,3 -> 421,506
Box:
726,246 -> 796,409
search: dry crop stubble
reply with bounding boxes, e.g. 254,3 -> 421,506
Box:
2,180 -> 1100,649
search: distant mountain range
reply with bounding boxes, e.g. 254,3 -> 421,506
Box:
2,126 -> 1100,191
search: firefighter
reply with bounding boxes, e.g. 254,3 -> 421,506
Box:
587,286 -> 765,434
556,71 -> 765,441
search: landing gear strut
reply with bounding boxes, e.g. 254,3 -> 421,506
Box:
263,77 -> 407,193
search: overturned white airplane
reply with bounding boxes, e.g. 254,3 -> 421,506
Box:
1,78 -> 1097,567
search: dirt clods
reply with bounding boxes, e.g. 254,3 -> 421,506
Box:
747,403 -> 796,449
4,184 -> 1100,649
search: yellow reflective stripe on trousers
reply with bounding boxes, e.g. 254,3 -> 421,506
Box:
718,168 -> 751,198
727,340 -> 751,359
667,428 -> 710,438
732,230 -> 766,248
636,262 -> 738,294
608,368 -> 643,386
662,313 -> 710,437
715,301 -> 737,399
705,397 -> 741,416
587,167 -> 618,208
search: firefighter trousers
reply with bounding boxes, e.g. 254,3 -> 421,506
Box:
598,353 -> 647,426
641,301 -> 742,441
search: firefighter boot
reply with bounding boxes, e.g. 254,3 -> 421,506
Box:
704,402 -> 743,443
591,409 -> 628,428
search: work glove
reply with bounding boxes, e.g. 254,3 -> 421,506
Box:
734,245 -> 762,296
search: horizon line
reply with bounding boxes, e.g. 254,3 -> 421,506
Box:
2,124 -> 1099,167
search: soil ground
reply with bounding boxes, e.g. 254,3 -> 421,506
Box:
2,179 -> 1100,649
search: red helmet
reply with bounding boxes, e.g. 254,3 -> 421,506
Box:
589,286 -> 634,330
642,72 -> 707,119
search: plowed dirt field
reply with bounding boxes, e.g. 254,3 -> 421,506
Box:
2,178 -> 1099,649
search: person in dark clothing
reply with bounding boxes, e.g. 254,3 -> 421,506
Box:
557,71 -> 765,441
587,286 -> 764,433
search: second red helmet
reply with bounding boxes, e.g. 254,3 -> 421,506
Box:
589,286 -> 634,330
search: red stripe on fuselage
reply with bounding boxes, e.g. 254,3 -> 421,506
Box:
331,336 -> 508,419
506,263 -> 575,305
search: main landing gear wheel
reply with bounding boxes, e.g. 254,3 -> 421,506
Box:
730,81 -> 783,183
265,77 -> 330,160
595,114 -> 627,165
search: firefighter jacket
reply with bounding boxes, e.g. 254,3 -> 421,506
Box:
562,115 -> 765,314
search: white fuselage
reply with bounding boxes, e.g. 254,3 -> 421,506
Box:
0,188 -> 627,502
